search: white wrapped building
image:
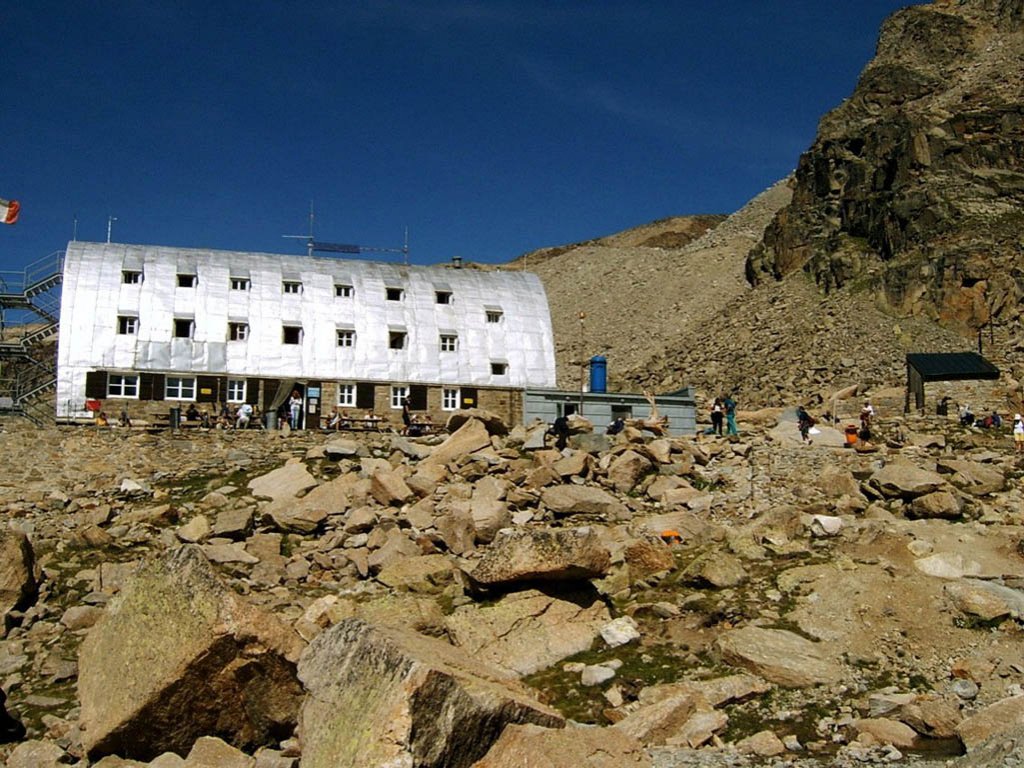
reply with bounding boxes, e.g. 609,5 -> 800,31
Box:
55,242 -> 556,426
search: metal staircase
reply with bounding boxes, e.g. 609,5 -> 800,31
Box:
0,251 -> 64,425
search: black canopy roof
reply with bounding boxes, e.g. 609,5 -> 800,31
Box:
906,352 -> 1000,382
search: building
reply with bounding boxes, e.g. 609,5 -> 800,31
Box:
522,387 -> 697,437
55,242 -> 556,426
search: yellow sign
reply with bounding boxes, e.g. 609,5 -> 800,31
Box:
200,388 -> 213,395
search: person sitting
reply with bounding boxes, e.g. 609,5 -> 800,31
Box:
95,411 -> 109,427
235,402 -> 254,429
118,407 -> 132,428
200,410 -> 212,429
327,407 -> 342,430
606,417 -> 625,436
960,404 -> 975,427
185,403 -> 201,422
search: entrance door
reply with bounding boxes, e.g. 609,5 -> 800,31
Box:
305,381 -> 322,430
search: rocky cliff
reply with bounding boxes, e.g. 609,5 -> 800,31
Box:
747,0 -> 1024,332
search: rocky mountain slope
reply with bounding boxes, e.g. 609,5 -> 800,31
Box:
748,0 -> 1024,333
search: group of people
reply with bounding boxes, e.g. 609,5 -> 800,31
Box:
184,402 -> 259,429
708,395 -> 739,437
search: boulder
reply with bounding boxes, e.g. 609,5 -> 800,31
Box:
736,730 -> 786,757
607,451 -> 653,493
323,438 -> 361,459
956,695 -> 1024,751
853,718 -> 919,748
370,468 -> 415,507
541,485 -> 629,519
377,554 -> 458,594
247,462 -> 318,502
435,505 -> 477,555
469,499 -> 512,544
296,618 -> 563,768
613,690 -> 712,746
937,459 -> 1006,496
182,736 -> 255,768
4,740 -> 67,768
446,588 -> 610,676
0,529 -> 37,636
262,477 -> 348,533
682,552 -> 747,588
424,418 -> 493,468
78,546 -> 305,760
714,627 -> 843,688
914,552 -> 983,580
945,579 -> 1024,622
869,462 -> 946,499
211,507 -> 254,539
472,723 -> 650,767
468,527 -> 611,587
445,408 -> 508,436
908,490 -> 963,519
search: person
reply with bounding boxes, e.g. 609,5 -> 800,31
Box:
200,410 -> 212,429
936,395 -> 952,416
95,411 -> 109,427
991,411 -> 1002,429
723,394 -> 738,436
118,407 -> 132,428
710,398 -> 724,437
236,402 -> 253,429
289,390 -> 303,430
185,403 -> 200,422
960,403 -> 975,427
327,407 -> 342,430
606,416 -> 625,436
401,397 -> 412,435
797,405 -> 815,444
860,400 -> 874,439
549,414 -> 570,450
1014,414 -> 1024,455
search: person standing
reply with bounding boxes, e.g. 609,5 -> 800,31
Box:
289,390 -> 303,430
797,405 -> 815,444
724,394 -> 738,436
401,397 -> 412,435
860,400 -> 875,439
710,398 -> 724,436
1014,414 -> 1024,455
236,402 -> 253,429
550,414 -> 570,450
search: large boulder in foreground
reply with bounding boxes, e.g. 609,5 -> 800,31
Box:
0,528 -> 37,636
472,723 -> 650,767
78,546 -> 305,760
468,527 -> 611,588
869,462 -> 946,499
297,618 -> 564,768
423,418 -> 493,468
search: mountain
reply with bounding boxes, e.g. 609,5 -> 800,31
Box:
748,0 -> 1024,333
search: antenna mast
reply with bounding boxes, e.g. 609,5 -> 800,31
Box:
282,204 -> 410,263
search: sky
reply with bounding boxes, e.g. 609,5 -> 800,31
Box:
1,0 -> 911,274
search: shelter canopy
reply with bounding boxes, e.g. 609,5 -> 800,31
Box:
905,352 -> 999,412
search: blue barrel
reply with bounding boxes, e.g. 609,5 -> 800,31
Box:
589,355 -> 607,393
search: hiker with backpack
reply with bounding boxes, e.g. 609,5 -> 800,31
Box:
797,405 -> 815,444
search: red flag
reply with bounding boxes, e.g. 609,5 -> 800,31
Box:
0,198 -> 19,224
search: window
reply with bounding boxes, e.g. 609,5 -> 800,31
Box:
108,374 -> 139,398
226,379 -> 246,403
117,315 -> 138,335
435,290 -> 453,305
491,362 -> 508,375
386,287 -> 404,301
177,274 -> 196,288
486,309 -> 504,323
388,331 -> 407,350
122,270 -> 142,284
173,318 -> 194,338
335,284 -> 353,298
165,376 -> 196,400
390,385 -> 408,409
440,334 -> 458,352
229,322 -> 248,341
442,388 -> 460,411
336,329 -> 355,347
283,325 -> 303,345
230,277 -> 250,291
337,383 -> 356,407
283,280 -> 302,294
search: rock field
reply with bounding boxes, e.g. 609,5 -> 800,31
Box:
2,399 -> 1024,767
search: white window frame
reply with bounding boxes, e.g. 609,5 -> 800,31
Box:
337,383 -> 356,407
386,287 -> 404,301
230,277 -> 250,291
390,385 -> 408,409
229,322 -> 248,341
336,329 -> 355,348
442,387 -> 460,411
177,274 -> 197,288
283,325 -> 303,345
226,379 -> 246,403
117,315 -> 138,335
335,284 -> 353,298
439,333 -> 458,352
486,309 -> 504,324
173,318 -> 195,339
107,373 -> 139,398
165,376 -> 196,400
282,280 -> 303,295
122,270 -> 142,284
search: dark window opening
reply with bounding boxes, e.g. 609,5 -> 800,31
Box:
389,331 -> 407,350
335,284 -> 353,297
386,287 -> 404,301
283,326 -> 303,345
122,270 -> 142,284
435,290 -> 453,304
173,318 -> 194,338
177,274 -> 196,288
491,362 -> 508,375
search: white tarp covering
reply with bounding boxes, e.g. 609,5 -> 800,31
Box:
55,242 -> 557,416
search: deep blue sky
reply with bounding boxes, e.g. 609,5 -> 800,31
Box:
2,1 -> 910,272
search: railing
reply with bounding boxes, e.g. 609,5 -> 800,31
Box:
0,250 -> 64,331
